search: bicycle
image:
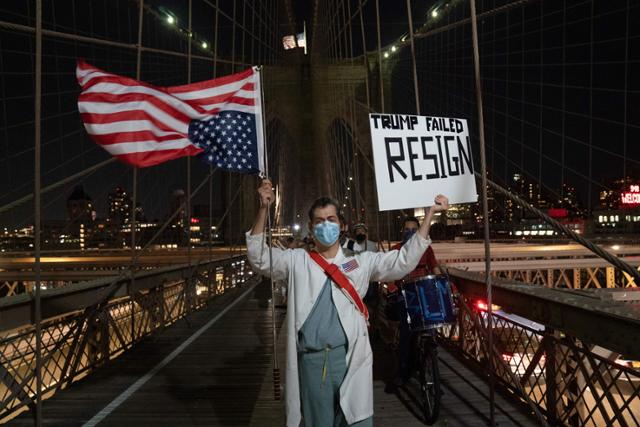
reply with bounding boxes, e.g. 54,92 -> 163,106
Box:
399,274 -> 456,425
413,327 -> 441,424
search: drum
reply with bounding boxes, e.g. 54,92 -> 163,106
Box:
400,275 -> 456,331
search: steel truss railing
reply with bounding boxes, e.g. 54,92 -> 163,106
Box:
492,266 -> 640,290
441,270 -> 640,427
0,255 -> 254,422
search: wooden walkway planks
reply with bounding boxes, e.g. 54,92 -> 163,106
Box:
11,279 -> 284,426
10,279 -> 536,426
371,335 -> 537,427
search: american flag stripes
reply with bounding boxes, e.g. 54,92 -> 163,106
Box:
76,60 -> 265,173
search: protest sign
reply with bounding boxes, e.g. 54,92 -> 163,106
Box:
369,113 -> 478,211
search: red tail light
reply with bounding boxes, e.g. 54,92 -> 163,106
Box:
475,300 -> 488,311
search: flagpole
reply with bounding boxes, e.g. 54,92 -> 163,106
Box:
259,66 -> 280,401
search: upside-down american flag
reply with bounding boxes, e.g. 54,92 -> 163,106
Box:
76,60 -> 265,174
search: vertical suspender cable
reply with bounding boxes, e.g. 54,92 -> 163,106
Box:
210,0 -> 219,282
250,0 -> 255,64
346,0 -> 360,219
374,0 -> 391,250
208,161 -> 213,274
131,0 -> 144,348
34,0 -> 43,424
187,0 -> 192,274
358,0 -> 370,108
469,0 -> 494,425
358,0 -> 380,246
228,0 -> 236,256
340,0 -> 349,209
231,0 -> 236,73
213,0 -> 219,78
374,0 -> 384,110
406,0 -> 420,115
241,0 -> 246,66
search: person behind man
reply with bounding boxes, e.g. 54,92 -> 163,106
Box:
286,236 -> 297,249
246,179 -> 449,427
338,213 -> 353,255
343,223 -> 378,254
386,216 -> 441,389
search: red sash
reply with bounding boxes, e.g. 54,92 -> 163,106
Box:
308,251 -> 369,322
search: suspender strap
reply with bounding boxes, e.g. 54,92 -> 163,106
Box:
307,251 -> 369,321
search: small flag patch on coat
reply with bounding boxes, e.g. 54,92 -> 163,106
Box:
341,259 -> 359,273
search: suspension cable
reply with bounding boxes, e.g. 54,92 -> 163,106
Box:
469,0 -> 495,424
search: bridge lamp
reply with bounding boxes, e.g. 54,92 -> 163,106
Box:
432,10 -> 439,18
391,45 -> 397,52
201,41 -> 209,49
383,52 -> 390,58
166,15 -> 176,25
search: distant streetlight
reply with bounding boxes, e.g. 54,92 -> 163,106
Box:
293,224 -> 301,231
383,52 -> 390,58
432,10 -> 439,18
167,15 -> 176,25
201,41 -> 208,49
391,45 -> 397,52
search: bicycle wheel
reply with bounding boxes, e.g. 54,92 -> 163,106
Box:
417,337 -> 441,425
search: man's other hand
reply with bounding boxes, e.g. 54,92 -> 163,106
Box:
429,194 -> 449,213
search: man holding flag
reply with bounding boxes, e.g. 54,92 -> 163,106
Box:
247,181 -> 449,426
75,60 -> 450,426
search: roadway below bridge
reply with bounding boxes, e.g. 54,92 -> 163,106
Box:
9,279 -> 536,426
0,248 -> 245,282
2,242 -> 640,280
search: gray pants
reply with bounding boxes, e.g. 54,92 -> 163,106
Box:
298,346 -> 373,427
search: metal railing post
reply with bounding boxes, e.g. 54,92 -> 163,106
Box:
544,328 -> 558,424
33,0 -> 43,424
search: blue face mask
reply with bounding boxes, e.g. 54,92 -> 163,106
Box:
314,221 -> 340,247
402,229 -> 417,244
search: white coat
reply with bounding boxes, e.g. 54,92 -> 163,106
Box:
246,231 -> 431,426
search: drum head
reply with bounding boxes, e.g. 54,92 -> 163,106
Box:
402,274 -> 437,285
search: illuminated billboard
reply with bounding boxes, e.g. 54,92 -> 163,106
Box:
621,185 -> 640,206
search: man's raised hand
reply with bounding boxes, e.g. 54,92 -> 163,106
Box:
258,179 -> 275,208
430,194 -> 450,213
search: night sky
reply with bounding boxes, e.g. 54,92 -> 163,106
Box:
0,0 -> 638,228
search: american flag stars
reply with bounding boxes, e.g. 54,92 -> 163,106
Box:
188,111 -> 260,174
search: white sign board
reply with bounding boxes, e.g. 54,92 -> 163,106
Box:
369,113 -> 478,211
